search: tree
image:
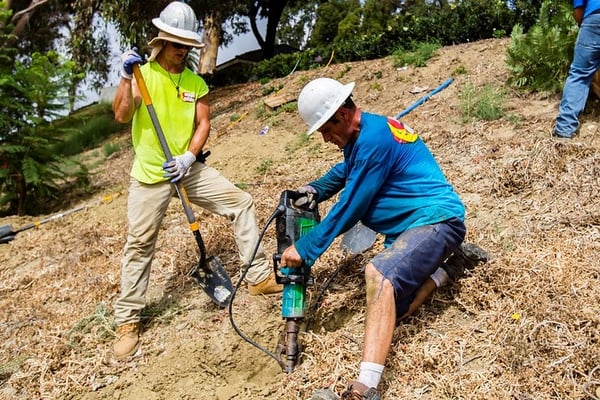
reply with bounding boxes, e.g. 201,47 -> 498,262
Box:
242,0 -> 323,59
187,0 -> 248,76
0,9 -> 87,215
3,1 -> 114,111
310,0 -> 361,47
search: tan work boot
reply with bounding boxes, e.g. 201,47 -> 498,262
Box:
248,273 -> 283,296
113,322 -> 141,360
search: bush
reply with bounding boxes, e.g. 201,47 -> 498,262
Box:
392,42 -> 441,68
506,0 -> 577,93
54,103 -> 127,156
460,83 -> 506,122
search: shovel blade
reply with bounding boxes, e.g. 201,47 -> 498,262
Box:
188,256 -> 233,308
340,222 -> 377,254
0,225 -> 16,244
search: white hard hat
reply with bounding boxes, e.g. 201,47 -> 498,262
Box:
297,78 -> 355,135
151,2 -> 202,44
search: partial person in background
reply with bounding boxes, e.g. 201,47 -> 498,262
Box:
111,1 -> 281,361
553,0 -> 600,139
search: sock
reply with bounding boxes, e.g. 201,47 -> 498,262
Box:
358,361 -> 385,389
430,267 -> 449,288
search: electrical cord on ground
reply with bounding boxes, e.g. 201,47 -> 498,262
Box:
228,201 -> 364,368
228,204 -> 286,366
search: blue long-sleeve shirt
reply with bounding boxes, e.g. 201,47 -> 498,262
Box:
294,112 -> 465,264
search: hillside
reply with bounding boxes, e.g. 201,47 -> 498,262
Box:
1,37 -> 599,400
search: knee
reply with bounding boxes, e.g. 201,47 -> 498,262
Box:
365,263 -> 390,291
364,263 -> 393,304
237,190 -> 254,210
365,263 -> 383,282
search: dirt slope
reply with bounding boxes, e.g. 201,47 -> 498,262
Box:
1,38 -> 599,400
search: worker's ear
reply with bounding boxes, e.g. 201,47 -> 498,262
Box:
337,108 -> 347,123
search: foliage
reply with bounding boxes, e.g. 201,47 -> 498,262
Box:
6,1 -> 113,110
309,0 -> 360,47
53,103 -> 127,157
459,83 -> 506,122
391,42 -> 441,68
506,0 -> 576,93
0,17 -> 88,216
250,48 -> 335,81
102,142 -> 121,158
277,1 -> 319,50
393,0 -> 517,47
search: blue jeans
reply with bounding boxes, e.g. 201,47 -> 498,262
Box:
370,218 -> 466,317
555,12 -> 600,137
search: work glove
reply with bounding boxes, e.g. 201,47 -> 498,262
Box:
294,185 -> 317,210
120,48 -> 143,80
163,151 -> 196,183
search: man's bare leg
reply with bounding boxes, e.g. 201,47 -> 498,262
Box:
362,262 -> 396,364
399,277 -> 437,321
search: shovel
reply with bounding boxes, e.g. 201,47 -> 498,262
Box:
0,193 -> 121,245
0,204 -> 85,244
132,64 -> 233,308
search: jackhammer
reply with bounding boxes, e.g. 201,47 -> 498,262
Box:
272,190 -> 320,373
228,189 -> 320,374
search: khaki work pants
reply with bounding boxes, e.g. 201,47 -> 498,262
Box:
114,162 -> 270,325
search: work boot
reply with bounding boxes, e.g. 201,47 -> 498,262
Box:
113,322 -> 141,360
442,242 -> 489,282
341,381 -> 380,400
248,273 -> 283,296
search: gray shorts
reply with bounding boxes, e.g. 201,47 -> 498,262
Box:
371,217 -> 466,317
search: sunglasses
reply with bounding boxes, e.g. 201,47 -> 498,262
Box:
170,42 -> 191,51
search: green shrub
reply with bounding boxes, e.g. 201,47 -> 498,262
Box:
255,159 -> 273,175
506,0 -> 576,93
460,83 -> 505,122
391,42 -> 441,68
54,103 -> 127,156
102,142 -> 120,157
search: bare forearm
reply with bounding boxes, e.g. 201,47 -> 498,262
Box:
574,7 -> 584,25
112,78 -> 137,123
188,121 -> 210,156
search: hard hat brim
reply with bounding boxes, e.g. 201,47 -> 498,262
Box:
306,82 -> 355,135
151,18 -> 203,45
148,30 -> 204,49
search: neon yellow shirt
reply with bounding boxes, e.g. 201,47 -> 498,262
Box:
131,61 -> 209,183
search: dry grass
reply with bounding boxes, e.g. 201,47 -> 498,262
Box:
0,38 -> 599,399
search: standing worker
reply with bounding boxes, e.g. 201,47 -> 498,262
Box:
280,78 -> 470,399
553,0 -> 600,139
111,1 -> 281,360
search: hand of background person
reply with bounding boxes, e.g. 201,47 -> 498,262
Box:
293,185 -> 317,210
120,48 -> 143,79
162,151 -> 196,182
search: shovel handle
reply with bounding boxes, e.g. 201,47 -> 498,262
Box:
133,64 -> 173,162
395,77 -> 454,119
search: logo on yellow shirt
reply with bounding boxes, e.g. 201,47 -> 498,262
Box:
181,91 -> 195,103
387,117 -> 418,143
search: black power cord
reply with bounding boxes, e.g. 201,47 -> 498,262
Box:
228,204 -> 285,366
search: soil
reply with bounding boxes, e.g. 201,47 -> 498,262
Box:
1,38 -> 600,400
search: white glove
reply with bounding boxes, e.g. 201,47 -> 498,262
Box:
120,48 -> 143,80
294,185 -> 317,209
162,151 -> 196,182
